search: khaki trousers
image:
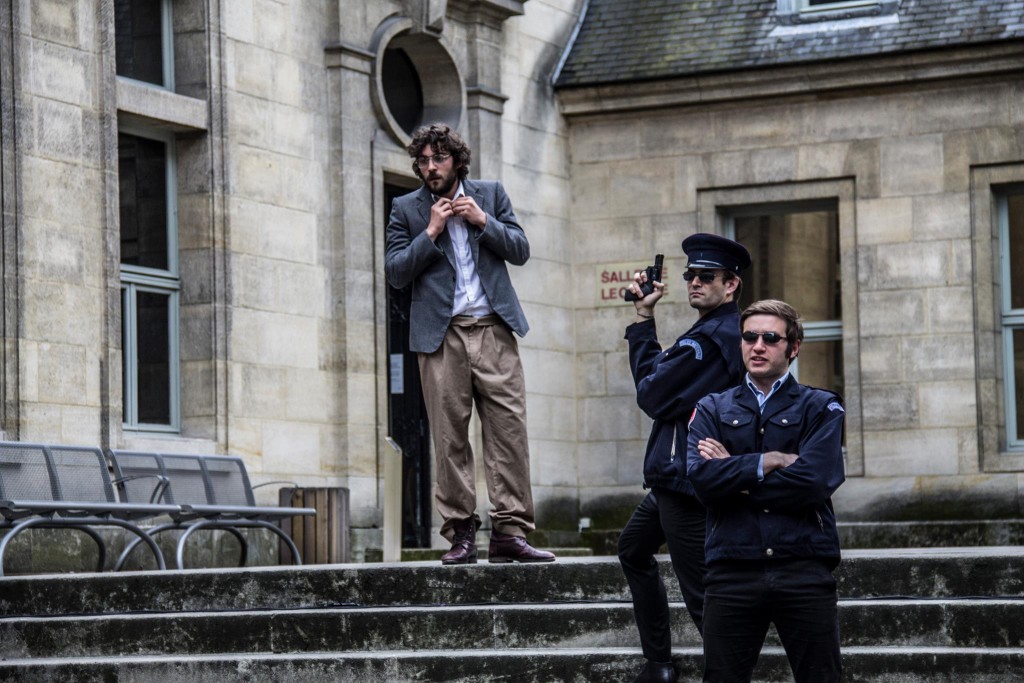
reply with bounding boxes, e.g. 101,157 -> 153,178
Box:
418,315 -> 535,542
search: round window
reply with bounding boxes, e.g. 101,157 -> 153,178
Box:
372,21 -> 465,146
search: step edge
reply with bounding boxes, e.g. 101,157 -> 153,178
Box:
7,645 -> 1024,667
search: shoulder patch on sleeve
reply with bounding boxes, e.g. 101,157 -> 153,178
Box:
688,408 -> 697,428
678,338 -> 703,359
827,401 -> 845,413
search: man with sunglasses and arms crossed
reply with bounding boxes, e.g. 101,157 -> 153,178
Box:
385,123 -> 554,566
620,233 -> 751,683
687,299 -> 845,682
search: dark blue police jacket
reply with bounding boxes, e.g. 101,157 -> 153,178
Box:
686,375 -> 846,567
625,301 -> 744,496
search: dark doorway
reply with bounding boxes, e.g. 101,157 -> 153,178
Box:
384,181 -> 432,548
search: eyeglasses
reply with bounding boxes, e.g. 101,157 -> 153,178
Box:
741,330 -> 785,345
415,153 -> 452,168
683,270 -> 721,283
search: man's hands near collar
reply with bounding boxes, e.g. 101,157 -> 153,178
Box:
428,196 -> 487,241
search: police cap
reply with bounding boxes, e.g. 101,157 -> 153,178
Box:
681,233 -> 751,274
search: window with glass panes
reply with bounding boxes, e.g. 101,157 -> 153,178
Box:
729,203 -> 843,396
114,0 -> 174,88
119,130 -> 180,431
1000,192 -> 1024,449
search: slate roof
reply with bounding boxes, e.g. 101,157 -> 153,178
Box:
554,0 -> 1024,87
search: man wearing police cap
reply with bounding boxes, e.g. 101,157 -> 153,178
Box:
619,233 -> 751,683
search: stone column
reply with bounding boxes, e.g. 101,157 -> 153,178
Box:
0,1 -> 18,437
325,35 -> 383,536
447,0 -> 525,179
5,0 -> 110,444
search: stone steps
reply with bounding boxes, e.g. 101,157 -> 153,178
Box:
581,519 -> 1024,555
4,647 -> 1024,683
3,548 -> 1023,616
837,519 -> 1024,549
0,548 -> 1022,681
2,598 -> 1023,658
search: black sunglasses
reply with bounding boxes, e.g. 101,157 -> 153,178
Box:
683,270 -> 721,283
742,330 -> 785,345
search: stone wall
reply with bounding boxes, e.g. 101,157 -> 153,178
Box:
0,0 -> 586,565
559,46 -> 1024,522
498,0 -> 578,529
7,0 -> 109,444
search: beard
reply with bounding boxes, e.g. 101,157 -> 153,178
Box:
426,170 -> 458,198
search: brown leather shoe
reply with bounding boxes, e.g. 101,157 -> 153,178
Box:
441,521 -> 477,565
488,531 -> 556,563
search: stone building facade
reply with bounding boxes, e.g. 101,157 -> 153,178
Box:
0,0 -> 1021,562
556,0 -> 1024,523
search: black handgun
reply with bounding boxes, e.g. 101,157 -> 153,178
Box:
624,254 -> 664,302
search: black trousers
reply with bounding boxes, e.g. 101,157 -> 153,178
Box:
617,488 -> 707,662
701,559 -> 841,683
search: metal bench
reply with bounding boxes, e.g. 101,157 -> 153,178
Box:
0,442 -> 172,576
108,450 -> 315,570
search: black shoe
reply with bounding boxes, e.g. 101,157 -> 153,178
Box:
633,659 -> 677,683
487,531 -> 555,563
441,520 -> 477,565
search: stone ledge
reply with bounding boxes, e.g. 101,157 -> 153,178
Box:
116,78 -> 208,133
448,0 -> 527,28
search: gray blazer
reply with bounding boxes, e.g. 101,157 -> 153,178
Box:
384,179 -> 530,354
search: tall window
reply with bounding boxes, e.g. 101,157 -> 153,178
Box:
115,0 -> 174,88
999,192 -> 1024,449
729,203 -> 843,396
119,129 -> 180,431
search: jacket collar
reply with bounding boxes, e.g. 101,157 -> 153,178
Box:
702,299 -> 739,323
759,374 -> 800,421
690,300 -> 739,332
735,371 -> 798,416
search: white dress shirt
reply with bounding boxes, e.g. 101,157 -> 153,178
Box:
440,183 -> 492,318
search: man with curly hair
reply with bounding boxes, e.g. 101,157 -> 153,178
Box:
384,123 -> 554,565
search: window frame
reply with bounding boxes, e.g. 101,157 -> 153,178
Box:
797,0 -> 878,13
722,202 -> 844,386
997,190 -> 1024,451
775,0 -> 897,27
118,124 -> 181,433
778,0 -> 878,13
697,178 -> 862,475
121,279 -> 181,432
970,165 -> 1024,472
115,0 -> 176,91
